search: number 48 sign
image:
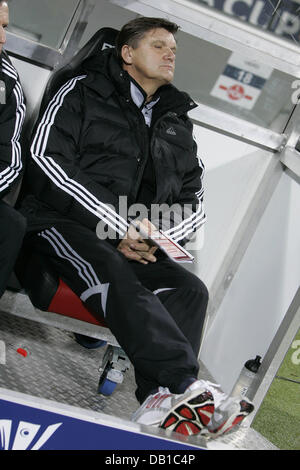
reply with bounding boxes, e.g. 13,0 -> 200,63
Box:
211,52 -> 273,110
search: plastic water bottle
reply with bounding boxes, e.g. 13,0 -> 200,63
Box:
231,355 -> 262,398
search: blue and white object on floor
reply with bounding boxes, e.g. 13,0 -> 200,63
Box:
98,378 -> 118,396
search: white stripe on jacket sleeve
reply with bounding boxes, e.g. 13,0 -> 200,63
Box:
31,75 -> 129,237
0,60 -> 26,194
164,196 -> 206,242
164,158 -> 206,243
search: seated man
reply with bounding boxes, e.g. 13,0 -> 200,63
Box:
0,0 -> 26,298
20,16 -> 253,436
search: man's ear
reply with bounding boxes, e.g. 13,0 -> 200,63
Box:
121,45 -> 134,65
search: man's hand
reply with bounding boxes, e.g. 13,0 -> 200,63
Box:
117,218 -> 158,264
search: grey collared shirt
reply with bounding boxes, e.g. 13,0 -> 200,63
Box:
130,81 -> 160,127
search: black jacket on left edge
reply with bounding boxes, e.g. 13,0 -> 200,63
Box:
0,51 -> 26,202
21,49 -> 206,246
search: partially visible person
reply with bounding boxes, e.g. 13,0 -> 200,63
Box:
0,0 -> 26,297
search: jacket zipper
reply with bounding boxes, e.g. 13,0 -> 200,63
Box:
127,105 -> 150,204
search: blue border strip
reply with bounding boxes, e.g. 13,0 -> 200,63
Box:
0,399 -> 205,450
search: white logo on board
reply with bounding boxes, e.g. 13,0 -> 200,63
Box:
0,420 -> 62,450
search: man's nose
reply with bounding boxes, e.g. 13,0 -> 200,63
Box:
165,49 -> 175,61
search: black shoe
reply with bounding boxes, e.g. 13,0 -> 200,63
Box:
74,333 -> 106,349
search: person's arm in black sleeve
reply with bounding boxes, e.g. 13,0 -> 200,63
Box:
29,75 -> 129,243
0,55 -> 26,200
151,139 -> 206,247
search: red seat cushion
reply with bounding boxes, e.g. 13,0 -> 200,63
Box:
48,279 -> 107,327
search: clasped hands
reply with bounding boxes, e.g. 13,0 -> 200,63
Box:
117,218 -> 158,264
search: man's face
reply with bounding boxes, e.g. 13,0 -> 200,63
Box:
122,28 -> 177,88
0,2 -> 9,54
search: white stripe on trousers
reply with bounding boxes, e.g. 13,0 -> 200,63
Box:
37,227 -> 178,314
38,227 -> 109,315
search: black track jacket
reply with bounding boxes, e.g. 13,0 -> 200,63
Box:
0,51 -> 26,201
21,49 -> 206,246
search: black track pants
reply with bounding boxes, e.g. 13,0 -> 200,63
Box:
24,222 -> 209,403
0,200 -> 26,298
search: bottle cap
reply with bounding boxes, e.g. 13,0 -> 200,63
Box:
245,355 -> 261,372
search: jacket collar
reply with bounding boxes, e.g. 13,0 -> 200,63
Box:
130,79 -> 160,110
